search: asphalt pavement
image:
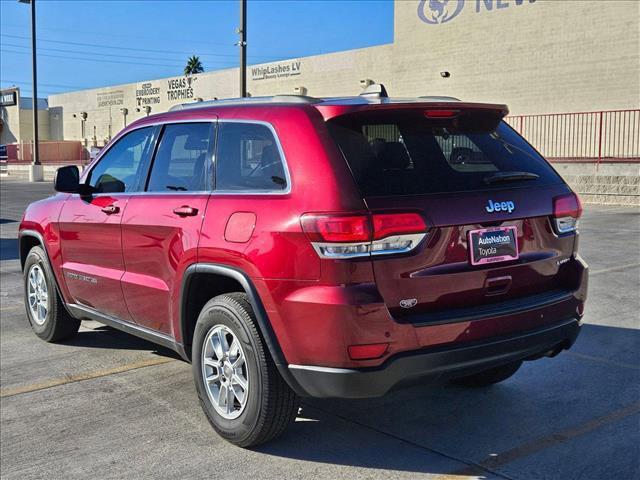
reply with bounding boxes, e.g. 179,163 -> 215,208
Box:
1,178 -> 638,480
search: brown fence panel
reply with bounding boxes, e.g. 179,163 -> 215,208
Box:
6,141 -> 89,166
506,109 -> 640,164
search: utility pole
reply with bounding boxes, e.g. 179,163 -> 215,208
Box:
238,0 -> 247,97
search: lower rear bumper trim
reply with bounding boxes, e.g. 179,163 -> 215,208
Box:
288,318 -> 581,398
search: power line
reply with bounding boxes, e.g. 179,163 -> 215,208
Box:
0,23 -> 301,58
1,48 -> 235,69
1,79 -> 92,90
0,22 -> 242,50
1,42 -> 236,67
0,33 -> 278,60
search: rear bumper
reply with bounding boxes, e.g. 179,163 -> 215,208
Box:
287,318 -> 581,398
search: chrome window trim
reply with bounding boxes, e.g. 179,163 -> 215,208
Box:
81,117 -> 291,197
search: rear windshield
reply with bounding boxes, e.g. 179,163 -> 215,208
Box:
327,111 -> 563,196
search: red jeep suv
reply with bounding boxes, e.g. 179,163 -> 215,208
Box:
19,85 -> 587,447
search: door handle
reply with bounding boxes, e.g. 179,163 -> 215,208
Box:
173,206 -> 198,217
101,205 -> 120,215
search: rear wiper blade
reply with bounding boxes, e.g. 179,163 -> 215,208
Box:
484,171 -> 540,185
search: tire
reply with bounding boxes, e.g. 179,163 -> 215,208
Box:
192,293 -> 298,447
451,360 -> 522,388
23,245 -> 81,342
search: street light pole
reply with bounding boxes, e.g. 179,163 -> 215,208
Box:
239,0 -> 247,97
19,0 -> 42,180
29,0 -> 40,167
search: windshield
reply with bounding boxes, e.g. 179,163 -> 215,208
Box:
327,111 -> 563,196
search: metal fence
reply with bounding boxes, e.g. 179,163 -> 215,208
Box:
505,109 -> 640,165
5,141 -> 89,166
2,109 -> 638,168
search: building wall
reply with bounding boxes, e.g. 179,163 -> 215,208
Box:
1,88 -> 51,144
1,88 -> 21,145
18,109 -> 50,142
392,0 -> 640,114
46,0 -> 639,145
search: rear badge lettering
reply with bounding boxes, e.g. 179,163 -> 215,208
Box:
399,298 -> 418,309
486,199 -> 515,214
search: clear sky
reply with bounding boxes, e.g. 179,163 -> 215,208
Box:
0,0 -> 393,98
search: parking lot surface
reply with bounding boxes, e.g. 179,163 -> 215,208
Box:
1,178 -> 638,480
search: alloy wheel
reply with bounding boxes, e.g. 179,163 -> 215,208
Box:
27,264 -> 49,326
201,324 -> 249,419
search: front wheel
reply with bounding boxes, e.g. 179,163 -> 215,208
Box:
450,360 -> 522,388
192,293 -> 298,447
23,246 -> 80,342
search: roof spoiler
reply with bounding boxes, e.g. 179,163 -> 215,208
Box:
359,83 -> 388,98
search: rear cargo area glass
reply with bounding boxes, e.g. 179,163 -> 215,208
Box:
327,112 -> 563,196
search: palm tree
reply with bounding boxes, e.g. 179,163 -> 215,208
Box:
184,55 -> 204,75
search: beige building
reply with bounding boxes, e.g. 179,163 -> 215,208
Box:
0,88 -> 50,145
2,0 -> 640,149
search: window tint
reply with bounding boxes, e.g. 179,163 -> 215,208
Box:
88,127 -> 154,193
328,112 -> 562,196
216,122 -> 287,192
147,123 -> 214,192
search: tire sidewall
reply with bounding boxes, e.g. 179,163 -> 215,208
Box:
192,300 -> 264,444
23,247 -> 56,338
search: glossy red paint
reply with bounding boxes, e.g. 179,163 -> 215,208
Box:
120,194 -> 209,335
19,97 -> 588,376
224,212 -> 257,243
58,193 -> 133,320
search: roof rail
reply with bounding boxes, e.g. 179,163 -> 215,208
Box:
169,94 -> 322,111
359,83 -> 388,98
418,95 -> 461,102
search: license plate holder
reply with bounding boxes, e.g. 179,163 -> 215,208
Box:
468,225 -> 519,266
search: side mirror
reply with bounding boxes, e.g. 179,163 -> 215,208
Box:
53,165 -> 80,193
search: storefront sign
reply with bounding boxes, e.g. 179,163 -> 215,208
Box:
97,90 -> 124,108
418,0 -> 537,25
167,76 -> 197,101
251,61 -> 301,81
0,91 -> 17,107
136,82 -> 161,107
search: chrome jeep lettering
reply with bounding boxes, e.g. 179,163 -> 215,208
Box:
486,199 -> 515,213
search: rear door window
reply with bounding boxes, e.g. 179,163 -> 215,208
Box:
215,122 -> 288,192
328,111 -> 562,196
147,123 -> 214,192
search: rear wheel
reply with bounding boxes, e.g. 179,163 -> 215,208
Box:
192,293 -> 298,447
451,360 -> 522,388
23,246 -> 80,342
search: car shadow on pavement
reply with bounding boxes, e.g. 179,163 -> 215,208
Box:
62,325 -> 183,360
257,324 -> 640,479
0,238 -> 18,261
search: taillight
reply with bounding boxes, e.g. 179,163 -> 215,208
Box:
424,109 -> 459,118
301,213 -> 427,259
372,213 -> 426,239
300,215 -> 371,243
552,193 -> 582,234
